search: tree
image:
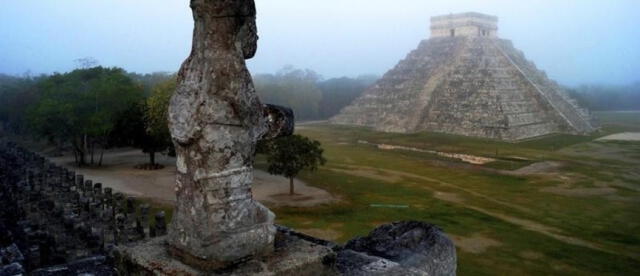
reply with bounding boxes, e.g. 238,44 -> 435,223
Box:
253,66 -> 377,121
28,67 -> 143,166
109,77 -> 176,168
128,71 -> 175,96
567,83 -> 640,111
74,57 -> 99,69
143,78 -> 176,166
262,135 -> 326,195
0,74 -> 44,135
317,75 -> 377,118
254,67 -> 323,121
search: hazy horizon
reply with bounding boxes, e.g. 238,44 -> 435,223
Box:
1,0 -> 639,86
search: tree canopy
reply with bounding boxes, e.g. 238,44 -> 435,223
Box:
0,74 -> 43,135
27,67 -> 144,165
568,83 -> 640,111
109,76 -> 176,167
254,67 -> 377,121
261,134 -> 326,195
143,77 -> 176,165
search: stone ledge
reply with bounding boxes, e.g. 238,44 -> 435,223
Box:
115,228 -> 336,275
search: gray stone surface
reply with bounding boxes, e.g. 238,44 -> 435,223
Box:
332,13 -> 596,141
116,229 -> 335,275
0,142 -> 164,273
31,256 -> 114,276
0,263 -> 24,276
167,0 -> 293,267
338,221 -> 456,276
336,249 -> 425,276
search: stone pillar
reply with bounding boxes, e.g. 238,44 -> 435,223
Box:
104,187 -> 113,206
154,211 -> 167,237
115,214 -> 127,244
137,204 -> 150,239
94,183 -> 103,196
167,0 -> 293,269
76,174 -> 84,189
84,180 -> 93,197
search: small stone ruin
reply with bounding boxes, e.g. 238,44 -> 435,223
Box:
0,142 -> 166,275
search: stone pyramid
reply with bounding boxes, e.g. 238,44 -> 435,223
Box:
331,12 -> 596,141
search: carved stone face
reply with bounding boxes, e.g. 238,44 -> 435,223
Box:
238,16 -> 258,59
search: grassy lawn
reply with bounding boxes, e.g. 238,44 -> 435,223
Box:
264,111 -> 640,275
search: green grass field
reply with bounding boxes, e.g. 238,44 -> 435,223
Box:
260,111 -> 640,275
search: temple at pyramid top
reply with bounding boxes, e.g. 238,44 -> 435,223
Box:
430,12 -> 498,38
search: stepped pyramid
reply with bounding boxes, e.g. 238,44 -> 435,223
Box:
331,12 -> 596,141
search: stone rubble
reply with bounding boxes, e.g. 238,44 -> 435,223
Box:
0,142 -> 167,275
338,221 -> 457,276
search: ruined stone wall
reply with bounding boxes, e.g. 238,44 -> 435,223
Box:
431,25 -> 496,38
0,142 -> 167,274
430,12 -> 498,38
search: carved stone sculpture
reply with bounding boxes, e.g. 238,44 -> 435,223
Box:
167,0 -> 293,268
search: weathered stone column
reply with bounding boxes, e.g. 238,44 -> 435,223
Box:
167,0 -> 293,268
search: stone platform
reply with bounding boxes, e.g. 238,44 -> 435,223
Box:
115,222 -> 457,276
115,227 -> 336,275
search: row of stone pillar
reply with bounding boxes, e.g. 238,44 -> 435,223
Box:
0,142 -> 167,272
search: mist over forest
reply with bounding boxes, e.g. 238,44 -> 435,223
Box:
567,83 -> 640,111
0,66 -> 379,142
0,64 -> 637,166
1,66 -> 638,136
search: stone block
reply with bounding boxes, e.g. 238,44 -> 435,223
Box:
115,228 -> 336,275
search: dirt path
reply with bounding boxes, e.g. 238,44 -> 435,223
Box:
48,148 -> 336,207
510,161 -> 563,175
333,164 -> 639,260
450,234 -> 502,254
358,140 -> 496,165
597,132 -> 640,141
253,170 -> 337,207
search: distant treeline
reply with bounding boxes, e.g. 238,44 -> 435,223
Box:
567,82 -> 640,111
6,64 -> 634,161
0,68 -> 177,166
0,70 -> 175,136
254,67 -> 378,121
0,66 -> 376,165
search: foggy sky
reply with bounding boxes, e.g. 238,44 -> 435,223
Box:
1,0 -> 639,86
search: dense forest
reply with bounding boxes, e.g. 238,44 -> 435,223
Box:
0,68 -> 176,166
2,66 -> 637,163
0,66 -> 376,165
254,67 -> 377,121
567,83 -> 640,111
